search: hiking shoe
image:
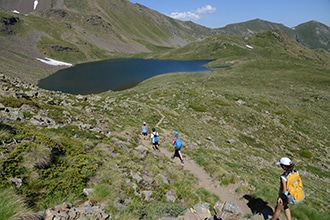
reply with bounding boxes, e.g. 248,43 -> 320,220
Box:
170,156 -> 174,159
181,159 -> 184,164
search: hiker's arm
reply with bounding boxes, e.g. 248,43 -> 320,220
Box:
276,177 -> 286,204
281,177 -> 288,194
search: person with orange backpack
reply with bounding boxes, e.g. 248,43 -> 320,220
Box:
271,157 -> 305,220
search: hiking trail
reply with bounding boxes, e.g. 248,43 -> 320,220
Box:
140,105 -> 252,217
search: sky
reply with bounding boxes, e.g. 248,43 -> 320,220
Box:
129,0 -> 330,28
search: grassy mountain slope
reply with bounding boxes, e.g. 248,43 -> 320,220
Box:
214,19 -> 330,52
1,0 -> 330,85
0,0 -> 212,84
154,30 -> 330,67
0,31 -> 329,219
294,20 -> 330,50
215,19 -> 296,37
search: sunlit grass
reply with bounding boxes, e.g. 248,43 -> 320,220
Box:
0,188 -> 36,220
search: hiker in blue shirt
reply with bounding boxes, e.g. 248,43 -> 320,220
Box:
171,131 -> 184,164
141,122 -> 148,140
151,128 -> 160,150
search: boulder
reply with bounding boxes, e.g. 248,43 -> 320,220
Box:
214,201 -> 242,220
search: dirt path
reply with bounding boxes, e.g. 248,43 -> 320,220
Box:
140,106 -> 252,216
160,146 -> 250,215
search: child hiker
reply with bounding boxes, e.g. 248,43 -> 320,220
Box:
141,122 -> 148,140
171,131 -> 184,164
151,128 -> 160,150
271,157 -> 296,220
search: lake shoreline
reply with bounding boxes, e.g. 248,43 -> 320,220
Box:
38,58 -> 212,95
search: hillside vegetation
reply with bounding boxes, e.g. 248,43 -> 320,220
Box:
0,29 -> 329,219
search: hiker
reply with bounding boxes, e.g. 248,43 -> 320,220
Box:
271,157 -> 295,220
171,131 -> 184,164
151,128 -> 159,150
141,122 -> 148,140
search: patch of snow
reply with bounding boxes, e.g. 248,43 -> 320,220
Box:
247,28 -> 254,34
36,57 -> 73,67
33,0 -> 39,10
12,10 -> 20,14
246,45 -> 253,49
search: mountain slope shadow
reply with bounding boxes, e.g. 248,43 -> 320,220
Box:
243,194 -> 274,220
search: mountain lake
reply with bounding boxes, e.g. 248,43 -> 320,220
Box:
37,58 -> 211,95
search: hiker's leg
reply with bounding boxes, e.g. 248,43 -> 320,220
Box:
171,149 -> 175,159
178,150 -> 183,161
284,206 -> 291,220
271,204 -> 282,220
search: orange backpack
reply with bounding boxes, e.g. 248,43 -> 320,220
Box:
287,171 -> 305,204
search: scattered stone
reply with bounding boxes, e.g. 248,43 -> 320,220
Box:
165,190 -> 177,202
113,201 -> 128,212
213,201 -> 242,220
235,99 -> 245,105
135,145 -> 148,154
131,171 -> 143,183
227,139 -> 236,145
83,188 -> 94,196
44,201 -> 110,220
157,173 -> 169,184
170,203 -> 212,220
142,190 -> 153,202
10,177 -> 22,187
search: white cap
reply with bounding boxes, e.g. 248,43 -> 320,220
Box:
276,157 -> 292,166
143,122 -> 146,124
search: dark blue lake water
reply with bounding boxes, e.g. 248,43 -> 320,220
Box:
38,58 -> 210,95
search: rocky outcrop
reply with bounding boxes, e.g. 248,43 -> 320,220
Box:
0,74 -> 111,136
2,16 -> 20,26
49,45 -> 78,52
212,201 -> 242,220
43,201 -> 110,220
159,201 -> 269,220
1,16 -> 20,34
20,199 -> 270,220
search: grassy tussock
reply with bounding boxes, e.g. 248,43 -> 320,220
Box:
0,188 -> 36,220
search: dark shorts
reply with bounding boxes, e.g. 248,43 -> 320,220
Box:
174,149 -> 181,157
281,193 -> 295,205
280,194 -> 288,204
153,141 -> 159,145
142,132 -> 147,136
